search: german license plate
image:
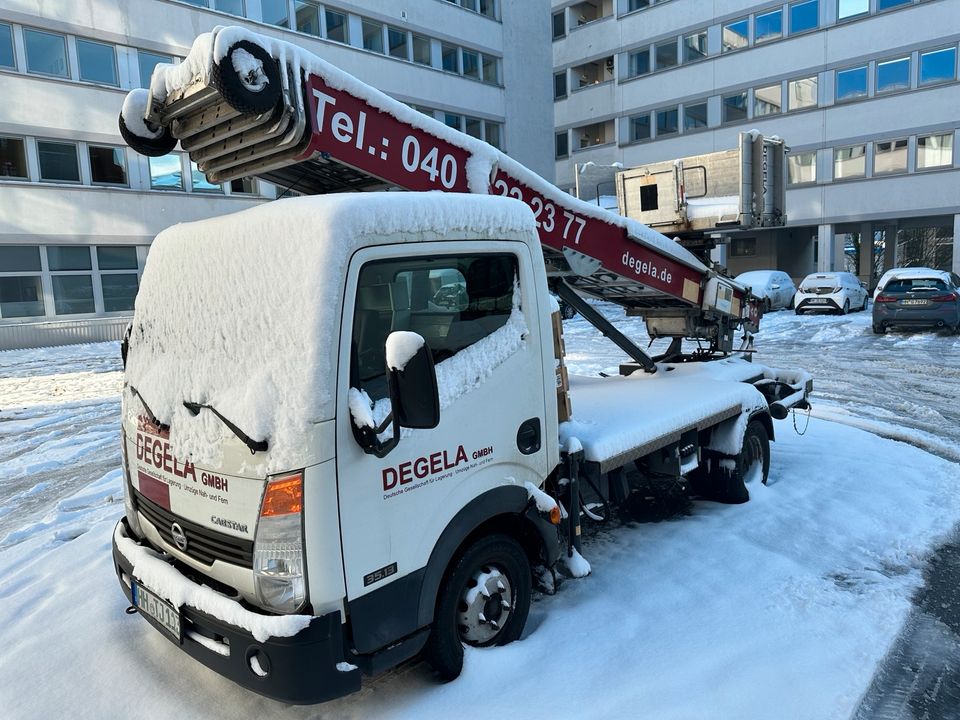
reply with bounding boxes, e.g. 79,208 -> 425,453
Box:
133,581 -> 182,642
903,299 -> 927,305
809,298 -> 829,304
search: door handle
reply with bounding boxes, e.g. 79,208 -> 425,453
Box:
517,418 -> 541,455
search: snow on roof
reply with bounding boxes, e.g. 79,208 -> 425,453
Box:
146,26 -> 706,275
685,195 -> 741,222
124,192 -> 536,472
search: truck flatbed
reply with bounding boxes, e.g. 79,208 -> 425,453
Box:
561,359 -> 769,474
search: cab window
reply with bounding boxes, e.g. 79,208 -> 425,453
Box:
351,253 -> 518,400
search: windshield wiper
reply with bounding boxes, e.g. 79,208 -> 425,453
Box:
183,401 -> 268,454
128,385 -> 168,431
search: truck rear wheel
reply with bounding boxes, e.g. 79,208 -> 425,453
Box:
213,40 -> 282,114
424,534 -> 531,682
713,419 -> 770,504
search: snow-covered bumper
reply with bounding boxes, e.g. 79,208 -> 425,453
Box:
111,518 -> 360,705
795,294 -> 842,313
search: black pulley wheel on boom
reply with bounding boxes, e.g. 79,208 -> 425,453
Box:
118,113 -> 177,157
213,40 -> 282,114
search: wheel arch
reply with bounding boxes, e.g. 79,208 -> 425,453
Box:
416,485 -> 559,629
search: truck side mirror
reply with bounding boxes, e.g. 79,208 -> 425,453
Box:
387,331 -> 440,429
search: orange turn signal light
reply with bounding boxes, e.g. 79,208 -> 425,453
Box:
260,473 -> 303,517
549,505 -> 562,525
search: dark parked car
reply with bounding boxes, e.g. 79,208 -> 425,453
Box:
872,271 -> 960,334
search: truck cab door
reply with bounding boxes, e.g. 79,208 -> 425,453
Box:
334,240 -> 552,653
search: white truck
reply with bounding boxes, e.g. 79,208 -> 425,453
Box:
112,27 -> 812,705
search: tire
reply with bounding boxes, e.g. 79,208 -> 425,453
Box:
424,535 -> 531,682
872,323 -> 886,334
860,296 -> 868,312
794,308 -> 804,316
560,302 -> 576,320
840,299 -> 850,315
788,296 -> 795,310
118,111 -> 177,157
762,299 -> 771,314
711,419 -> 770,504
212,40 -> 282,114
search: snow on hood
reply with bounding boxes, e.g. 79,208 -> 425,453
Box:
143,25 -> 705,274
124,192 -> 535,472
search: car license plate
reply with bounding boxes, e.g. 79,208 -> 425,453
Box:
133,581 -> 182,642
903,299 -> 927,305
809,298 -> 829,304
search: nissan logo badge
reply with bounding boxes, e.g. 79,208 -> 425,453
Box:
171,522 -> 188,551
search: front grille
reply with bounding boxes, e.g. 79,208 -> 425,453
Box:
135,491 -> 254,568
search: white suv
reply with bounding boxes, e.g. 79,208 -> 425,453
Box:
794,272 -> 868,315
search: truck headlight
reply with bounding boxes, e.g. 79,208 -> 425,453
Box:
253,472 -> 306,613
120,430 -> 143,537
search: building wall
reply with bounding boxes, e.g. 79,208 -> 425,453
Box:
0,0 -> 551,349
552,0 -> 960,287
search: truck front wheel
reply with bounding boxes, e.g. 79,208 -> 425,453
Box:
424,534 -> 531,682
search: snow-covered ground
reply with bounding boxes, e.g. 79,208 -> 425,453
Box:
1,305 -> 958,719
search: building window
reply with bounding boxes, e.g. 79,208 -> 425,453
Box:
755,9 -> 782,43
478,0 -> 496,19
916,133 -> 953,169
656,107 -> 678,136
412,35 -> 431,65
462,50 -> 480,79
149,154 -> 183,190
387,27 -> 407,60
787,151 -> 816,184
0,136 -> 28,179
138,51 -> 171,89
876,56 -> 910,93
554,72 -> 567,100
24,28 -> 68,77
464,117 -> 482,140
836,65 -> 868,101
754,84 -> 782,116
683,31 -> 707,63
485,123 -> 501,149
919,47 -> 957,86
295,2 -> 320,35
362,20 -> 384,53
555,131 -> 569,159
629,0 -> 652,9
723,92 -> 748,123
444,113 -> 461,130
261,0 -> 289,28
834,145 -> 866,179
731,238 -> 757,257
441,44 -> 458,73
191,161 -> 222,192
0,246 -> 46,317
51,276 -> 94,315
684,102 -> 708,130
874,139 -> 907,174
97,245 -> 138,271
0,23 -> 14,68
655,39 -> 677,70
877,0 -> 911,10
48,245 -> 91,272
722,18 -> 749,53
89,146 -> 127,185
788,76 -> 818,110
837,0 -> 868,19
325,9 -> 348,43
482,55 -> 498,85
628,114 -> 650,142
789,0 -> 819,34
552,11 -> 565,40
230,177 -> 257,194
101,274 -> 139,312
37,141 -> 80,183
628,49 -> 650,77
76,38 -> 118,86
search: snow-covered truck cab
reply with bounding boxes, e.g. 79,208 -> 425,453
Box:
112,192 -> 562,703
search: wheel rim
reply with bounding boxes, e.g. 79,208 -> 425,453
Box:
457,565 -> 514,644
232,48 -> 270,92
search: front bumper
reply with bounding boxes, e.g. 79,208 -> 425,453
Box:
112,518 -> 360,705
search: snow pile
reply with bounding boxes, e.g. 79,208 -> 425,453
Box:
524,481 -> 559,514
385,332 -> 425,372
120,89 -> 163,140
114,523 -> 311,642
562,547 -> 591,578
685,195 -> 741,222
347,387 -> 376,430
124,192 -> 534,471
